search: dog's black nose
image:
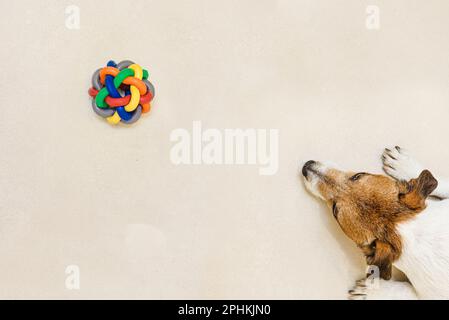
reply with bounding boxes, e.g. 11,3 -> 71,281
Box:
302,160 -> 316,177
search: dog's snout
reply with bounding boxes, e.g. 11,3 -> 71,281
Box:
302,160 -> 317,177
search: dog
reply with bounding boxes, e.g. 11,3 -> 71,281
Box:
301,146 -> 449,299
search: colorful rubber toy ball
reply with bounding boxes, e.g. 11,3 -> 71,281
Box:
88,60 -> 155,125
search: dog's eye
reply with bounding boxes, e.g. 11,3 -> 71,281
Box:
350,173 -> 366,181
332,202 -> 338,219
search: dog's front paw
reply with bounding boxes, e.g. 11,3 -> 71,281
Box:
348,279 -> 369,300
382,146 -> 423,181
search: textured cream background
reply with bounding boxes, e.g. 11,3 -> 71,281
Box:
1,0 -> 449,299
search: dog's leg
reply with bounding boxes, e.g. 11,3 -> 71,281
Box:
382,146 -> 449,199
382,147 -> 424,181
348,278 -> 418,300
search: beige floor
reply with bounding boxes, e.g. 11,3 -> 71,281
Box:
1,0 -> 449,299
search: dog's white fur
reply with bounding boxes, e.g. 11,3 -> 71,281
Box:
304,147 -> 449,300
382,147 -> 449,299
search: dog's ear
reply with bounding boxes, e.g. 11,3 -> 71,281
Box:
399,170 -> 438,210
367,240 -> 394,280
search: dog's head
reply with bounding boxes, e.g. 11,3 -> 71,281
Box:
302,160 -> 437,280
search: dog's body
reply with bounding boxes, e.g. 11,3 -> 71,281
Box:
395,200 -> 449,299
302,147 -> 449,299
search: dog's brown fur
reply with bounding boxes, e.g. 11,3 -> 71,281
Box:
316,168 -> 437,279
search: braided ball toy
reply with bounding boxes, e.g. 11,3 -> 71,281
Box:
88,60 -> 155,125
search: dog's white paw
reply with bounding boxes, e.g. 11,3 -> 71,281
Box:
382,146 -> 423,181
348,278 -> 385,300
348,279 -> 369,300
349,278 -> 419,300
